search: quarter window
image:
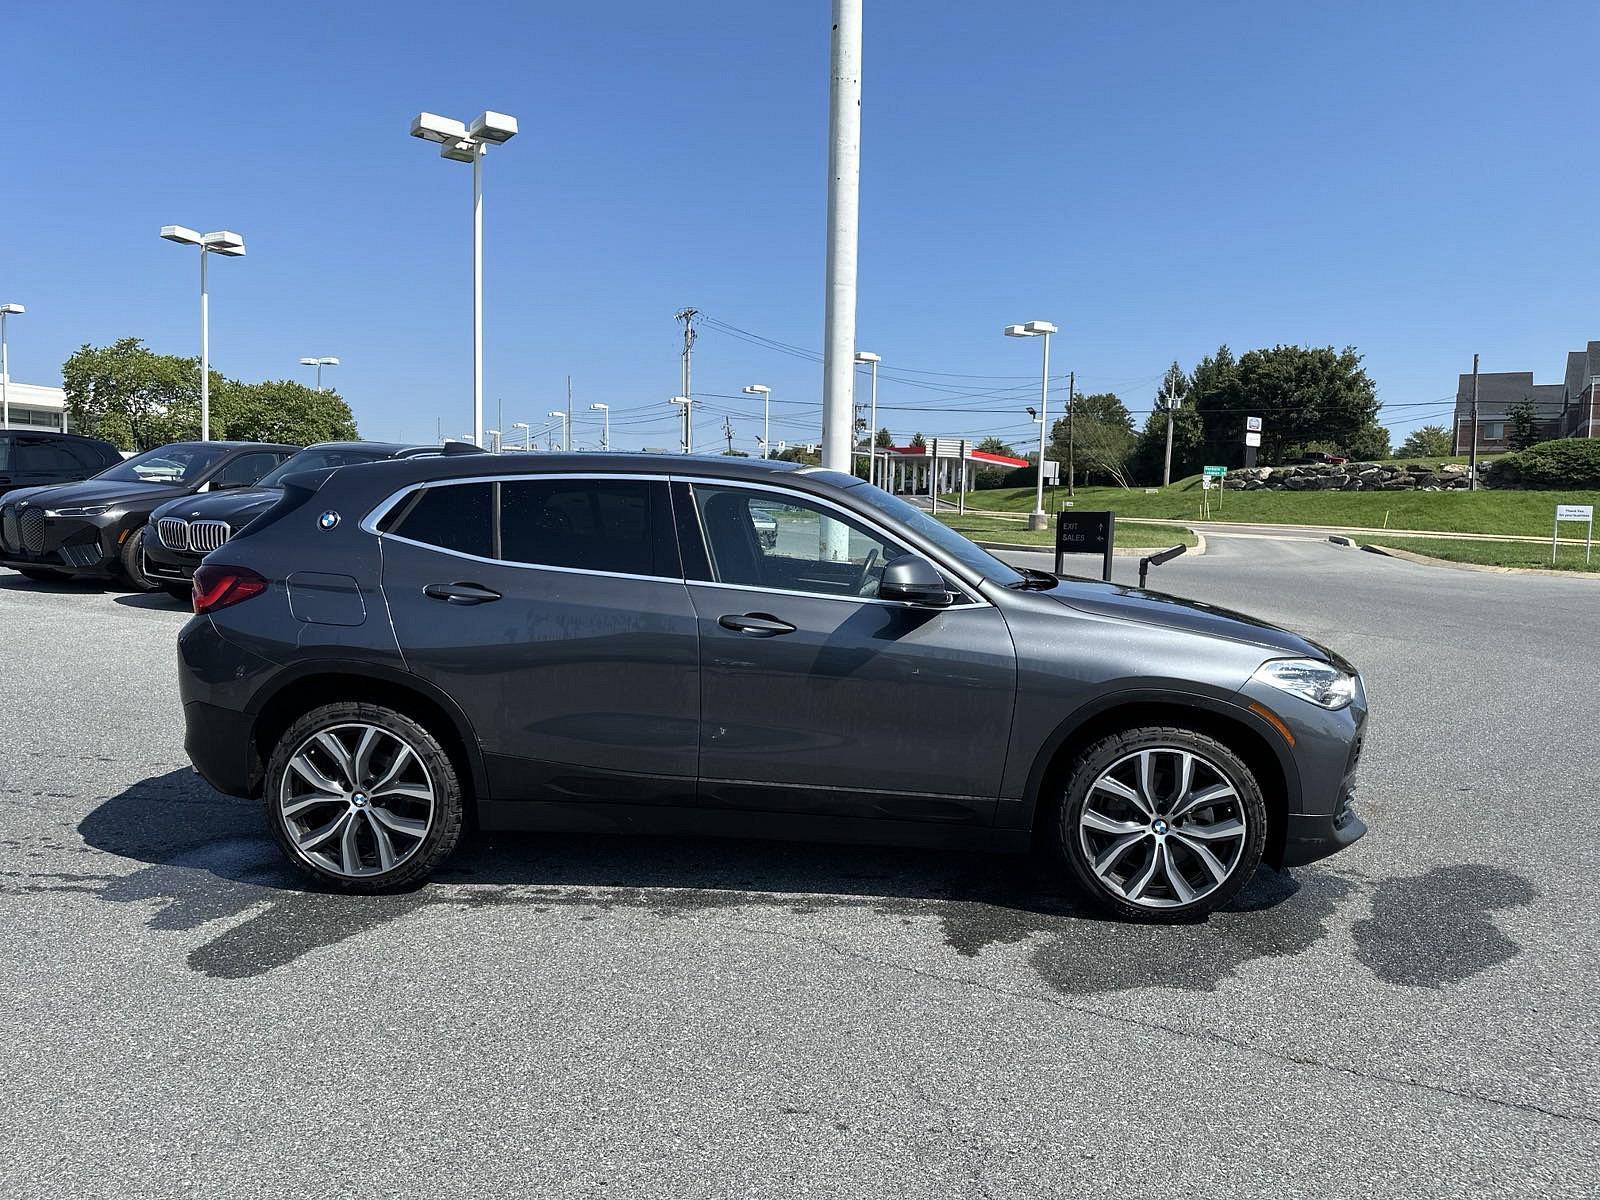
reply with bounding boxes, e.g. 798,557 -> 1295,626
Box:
390,482 -> 494,559
690,484 -> 902,599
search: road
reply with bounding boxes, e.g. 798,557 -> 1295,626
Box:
0,536 -> 1595,1198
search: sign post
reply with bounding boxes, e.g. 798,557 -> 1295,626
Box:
1055,510 -> 1116,582
1553,504 -> 1594,564
1203,464 -> 1226,514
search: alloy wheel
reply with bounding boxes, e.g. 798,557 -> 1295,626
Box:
1077,747 -> 1249,909
278,722 -> 436,878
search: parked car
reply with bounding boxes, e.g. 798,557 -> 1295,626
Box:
177,455 -> 1367,921
144,442 -> 449,597
0,440 -> 297,588
0,430 -> 123,501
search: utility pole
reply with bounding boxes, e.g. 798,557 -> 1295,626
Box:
1162,377 -> 1179,487
722,416 -> 735,454
821,0 -> 862,476
676,308 -> 698,453
1067,370 -> 1076,496
1469,353 -> 1480,491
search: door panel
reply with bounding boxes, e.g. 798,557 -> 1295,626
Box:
380,478 -> 699,803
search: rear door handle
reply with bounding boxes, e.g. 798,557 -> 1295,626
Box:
423,581 -> 502,606
718,612 -> 797,637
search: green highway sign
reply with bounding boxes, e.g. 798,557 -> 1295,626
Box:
1203,465 -> 1227,478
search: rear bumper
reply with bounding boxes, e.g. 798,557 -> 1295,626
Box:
184,699 -> 259,797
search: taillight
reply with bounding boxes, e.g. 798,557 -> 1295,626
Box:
192,564 -> 268,614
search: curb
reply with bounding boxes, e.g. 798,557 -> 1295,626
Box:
1360,542 -> 1600,580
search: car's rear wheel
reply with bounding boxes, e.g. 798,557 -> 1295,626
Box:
1056,725 -> 1266,922
264,702 -> 465,892
119,525 -> 158,592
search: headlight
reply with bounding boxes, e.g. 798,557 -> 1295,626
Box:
1251,658 -> 1356,710
44,504 -> 113,518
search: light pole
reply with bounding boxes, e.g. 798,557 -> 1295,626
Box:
548,410 -> 567,452
511,421 -> 530,450
486,429 -> 503,453
160,227 -> 246,441
0,303 -> 23,430
409,110 -> 519,447
1006,320 -> 1058,530
298,356 -> 339,390
742,385 -> 771,458
671,396 -> 692,452
854,351 -> 880,484
589,402 -> 610,450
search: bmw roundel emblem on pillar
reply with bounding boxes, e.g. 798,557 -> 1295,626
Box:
317,511 -> 341,530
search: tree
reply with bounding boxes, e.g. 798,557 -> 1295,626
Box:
1507,397 -> 1540,451
1048,392 -> 1134,487
1188,343 -> 1381,466
976,436 -> 1016,457
63,339 -> 359,450
909,432 -> 926,450
1396,424 -> 1452,458
875,426 -> 893,449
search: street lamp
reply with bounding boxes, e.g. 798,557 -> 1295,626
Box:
742,385 -> 771,458
298,356 -> 339,390
409,109 -> 519,447
486,428 -> 503,453
670,396 -> 692,452
1005,320 -> 1058,530
589,402 -> 610,450
854,351 -> 880,484
161,226 -> 246,441
0,303 -> 24,430
548,410 -> 567,452
511,421 -> 530,451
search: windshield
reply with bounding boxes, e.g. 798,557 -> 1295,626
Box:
843,478 -> 1027,587
95,443 -> 232,485
258,446 -> 392,487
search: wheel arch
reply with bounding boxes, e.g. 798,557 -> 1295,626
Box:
1020,692 -> 1298,868
247,662 -> 488,807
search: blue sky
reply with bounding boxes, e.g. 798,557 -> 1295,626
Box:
5,1 -> 1598,453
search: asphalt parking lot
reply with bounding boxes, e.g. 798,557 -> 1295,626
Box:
1,537 -> 1595,1199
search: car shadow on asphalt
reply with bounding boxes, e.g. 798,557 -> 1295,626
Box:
111,592 -> 189,611
34,768 -> 1526,990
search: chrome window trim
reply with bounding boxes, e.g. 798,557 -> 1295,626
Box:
359,469 -> 990,606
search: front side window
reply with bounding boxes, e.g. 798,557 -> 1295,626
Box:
210,452 -> 285,489
690,484 -> 901,599
96,443 -> 231,484
258,447 -> 390,487
500,478 -> 675,577
14,439 -> 82,475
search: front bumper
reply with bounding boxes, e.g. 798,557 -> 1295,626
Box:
142,538 -> 202,582
0,505 -> 126,575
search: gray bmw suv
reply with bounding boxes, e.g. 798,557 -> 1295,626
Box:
176,454 -> 1367,921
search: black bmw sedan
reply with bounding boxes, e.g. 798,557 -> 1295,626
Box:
0,441 -> 296,589
144,441 -> 443,597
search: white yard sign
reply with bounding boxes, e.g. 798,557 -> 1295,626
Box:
1552,504 -> 1594,565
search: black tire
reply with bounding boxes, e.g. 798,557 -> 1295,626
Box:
118,525 -> 158,592
15,567 -> 61,582
161,583 -> 193,602
264,701 -> 466,892
1055,725 -> 1267,923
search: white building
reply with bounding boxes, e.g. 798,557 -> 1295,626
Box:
0,377 -> 69,432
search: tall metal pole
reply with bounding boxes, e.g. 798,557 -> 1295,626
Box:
472,142 -> 485,447
1469,352 -> 1480,492
867,357 -> 879,486
763,391 -> 771,458
566,376 -> 572,454
1,311 -> 10,431
677,310 -> 697,453
821,0 -> 862,474
1031,330 -> 1051,526
200,249 -> 210,441
1162,379 -> 1177,487
1066,370 -> 1075,496
602,408 -> 609,450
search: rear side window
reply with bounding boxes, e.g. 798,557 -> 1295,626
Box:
389,482 -> 493,559
500,478 -> 676,577
15,439 -> 84,475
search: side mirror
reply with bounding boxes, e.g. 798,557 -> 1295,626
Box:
878,554 -> 952,607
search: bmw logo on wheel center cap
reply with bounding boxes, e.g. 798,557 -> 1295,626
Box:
1152,818 -> 1170,835
317,510 -> 340,530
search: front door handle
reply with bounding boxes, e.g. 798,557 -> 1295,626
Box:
718,612 -> 797,637
423,581 -> 502,606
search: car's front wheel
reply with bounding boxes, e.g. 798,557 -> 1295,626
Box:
1056,726 -> 1266,922
119,525 -> 158,592
264,702 -> 465,891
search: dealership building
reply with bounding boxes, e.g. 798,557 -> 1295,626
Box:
0,377 -> 69,432
1452,340 -> 1600,454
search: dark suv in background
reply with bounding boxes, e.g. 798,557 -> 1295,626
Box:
0,430 -> 123,502
0,440 -> 296,588
176,454 -> 1368,921
145,442 -> 444,597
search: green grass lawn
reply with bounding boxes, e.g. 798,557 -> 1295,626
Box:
952,476 -> 1600,537
1368,538 -> 1600,574
935,512 -> 1196,549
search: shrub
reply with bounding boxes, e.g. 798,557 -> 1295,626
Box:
1488,438 -> 1600,489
